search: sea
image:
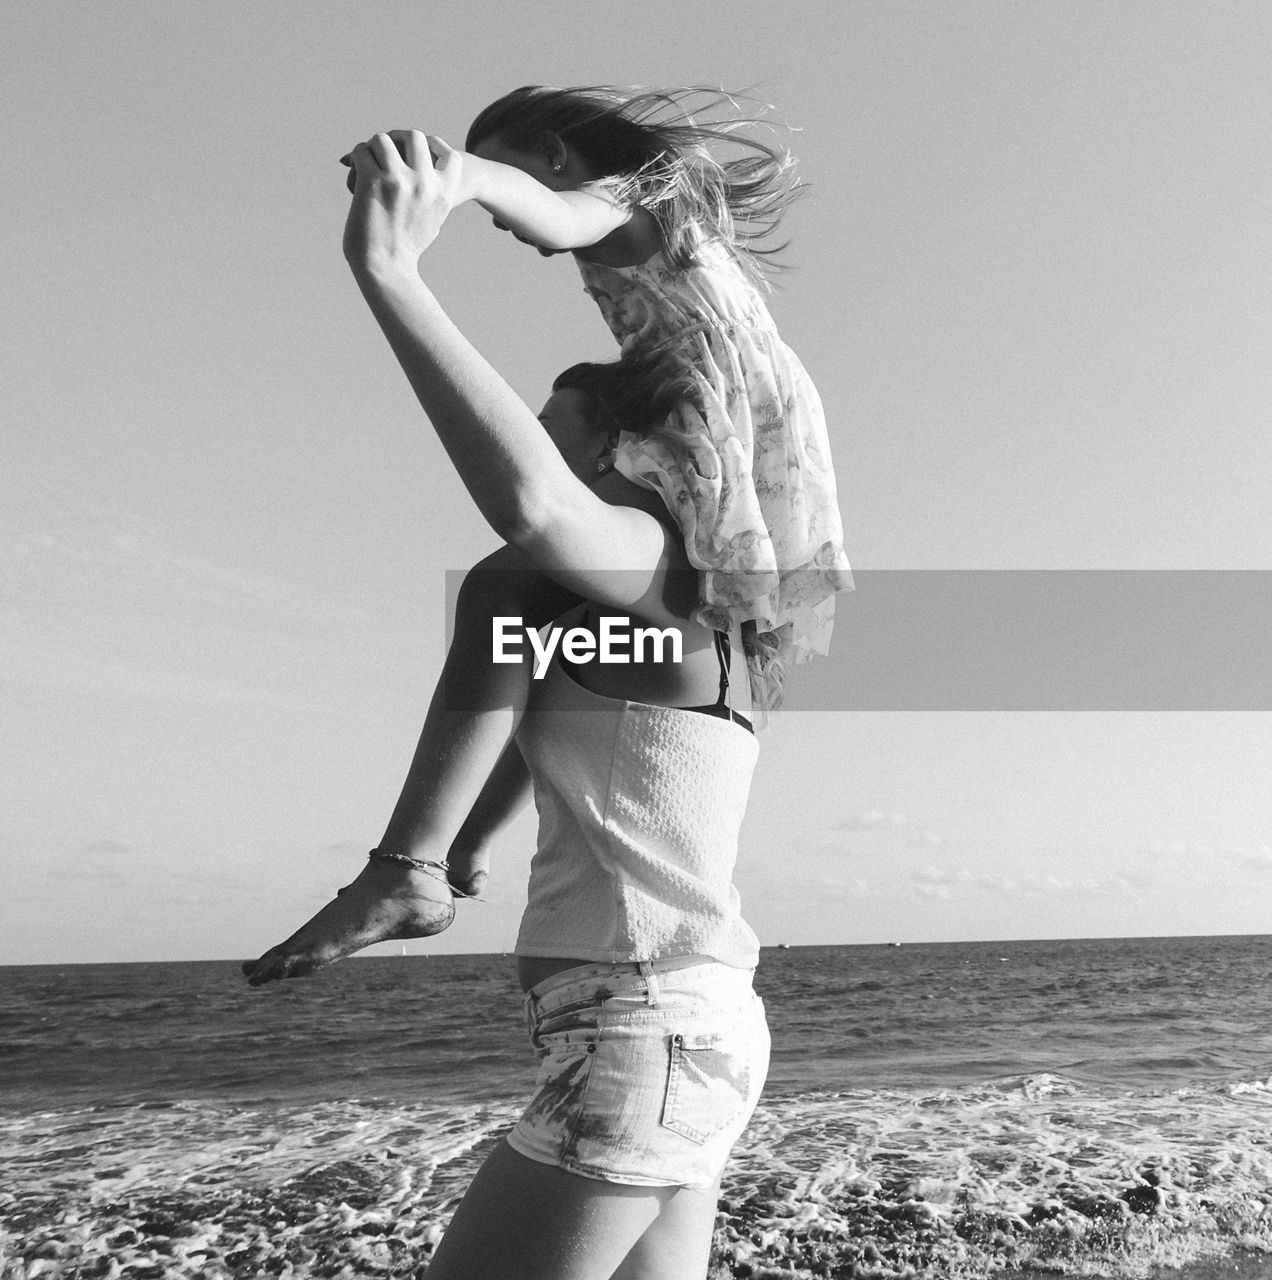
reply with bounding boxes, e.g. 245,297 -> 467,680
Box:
4,936 -> 1272,1279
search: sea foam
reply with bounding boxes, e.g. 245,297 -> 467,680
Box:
4,1076 -> 1272,1278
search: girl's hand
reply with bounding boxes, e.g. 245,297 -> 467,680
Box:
341,134 -> 475,199
341,131 -> 465,276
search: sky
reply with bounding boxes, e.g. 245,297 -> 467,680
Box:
3,1 -> 1271,964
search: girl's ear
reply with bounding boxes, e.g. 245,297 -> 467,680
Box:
540,131 -> 569,174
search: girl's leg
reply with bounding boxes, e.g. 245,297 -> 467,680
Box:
611,1173 -> 722,1280
241,554 -> 578,985
426,1139 -> 716,1280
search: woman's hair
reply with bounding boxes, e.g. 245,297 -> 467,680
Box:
551,358 -> 787,724
551,353 -> 694,440
467,85 -> 805,287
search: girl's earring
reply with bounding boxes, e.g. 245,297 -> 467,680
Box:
552,162 -> 563,174
595,458 -> 609,473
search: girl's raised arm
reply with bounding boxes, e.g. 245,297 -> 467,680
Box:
459,147 -> 630,252
344,131 -> 682,623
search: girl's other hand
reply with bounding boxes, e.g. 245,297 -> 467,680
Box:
341,130 -> 463,276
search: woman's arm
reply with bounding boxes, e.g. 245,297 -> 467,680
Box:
343,132 -> 687,624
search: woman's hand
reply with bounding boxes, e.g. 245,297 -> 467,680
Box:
342,131 -> 467,277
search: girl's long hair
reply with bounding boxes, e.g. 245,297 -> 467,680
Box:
552,358 -> 786,724
466,85 -> 805,288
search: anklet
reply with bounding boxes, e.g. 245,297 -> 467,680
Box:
367,849 -> 484,900
368,848 -> 450,880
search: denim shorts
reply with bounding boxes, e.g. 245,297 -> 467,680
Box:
507,956 -> 770,1190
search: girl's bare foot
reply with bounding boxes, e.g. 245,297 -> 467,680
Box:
445,846 -> 491,900
241,854 -> 454,987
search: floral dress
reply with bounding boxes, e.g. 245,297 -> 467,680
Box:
577,239 -> 853,664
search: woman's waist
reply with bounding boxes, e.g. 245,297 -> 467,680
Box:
516,952 -> 748,997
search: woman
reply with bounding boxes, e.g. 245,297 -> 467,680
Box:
243,129 -> 816,1279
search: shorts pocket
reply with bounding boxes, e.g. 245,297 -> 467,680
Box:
660,1031 -> 750,1145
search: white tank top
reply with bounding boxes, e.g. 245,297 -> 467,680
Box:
513,648 -> 761,968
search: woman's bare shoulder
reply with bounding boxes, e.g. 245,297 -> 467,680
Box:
591,469 -> 689,562
589,471 -> 702,625
591,470 -> 677,531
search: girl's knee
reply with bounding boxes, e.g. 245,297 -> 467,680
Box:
456,565 -> 540,619
456,562 -> 577,631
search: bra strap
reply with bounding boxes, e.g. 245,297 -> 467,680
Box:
714,630 -> 732,712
